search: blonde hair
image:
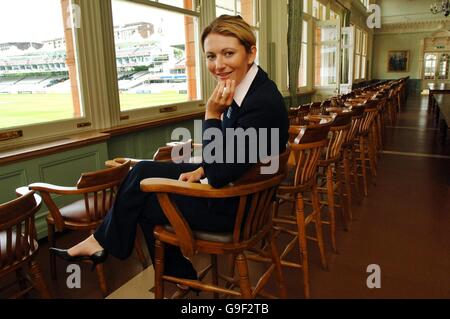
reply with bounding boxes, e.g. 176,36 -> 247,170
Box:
201,15 -> 256,53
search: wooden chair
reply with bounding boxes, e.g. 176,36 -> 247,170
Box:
355,100 -> 379,196
26,160 -> 146,297
0,190 -> 51,298
105,139 -> 202,168
315,111 -> 352,252
141,149 -> 291,299
272,121 -> 332,298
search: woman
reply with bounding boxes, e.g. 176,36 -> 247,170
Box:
51,15 -> 289,284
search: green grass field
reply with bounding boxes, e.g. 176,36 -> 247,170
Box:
0,92 -> 188,128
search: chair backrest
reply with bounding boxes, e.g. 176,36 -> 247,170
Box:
76,160 -> 131,222
359,100 -> 379,135
324,111 -> 352,161
153,139 -> 194,162
0,191 -> 41,273
345,104 -> 365,144
288,120 -> 332,187
231,148 -> 290,243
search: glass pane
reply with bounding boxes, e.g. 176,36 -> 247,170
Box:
355,54 -> 361,80
0,0 -> 82,129
361,56 -> 366,79
216,0 -> 236,16
341,47 -> 350,84
424,53 -> 437,79
315,44 -> 337,86
438,53 -> 449,80
158,0 -> 194,10
313,0 -> 319,18
362,32 -> 367,55
112,0 -> 200,111
316,24 -> 338,42
355,28 -> 361,54
216,0 -> 255,26
302,20 -> 308,44
299,43 -> 308,87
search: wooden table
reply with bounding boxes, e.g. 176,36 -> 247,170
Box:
427,83 -> 450,110
431,94 -> 450,141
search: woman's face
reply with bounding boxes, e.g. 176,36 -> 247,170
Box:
203,33 -> 256,85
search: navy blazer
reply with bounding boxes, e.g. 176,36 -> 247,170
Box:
202,66 -> 289,188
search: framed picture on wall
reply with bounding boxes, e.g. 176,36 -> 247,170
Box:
388,50 -> 409,72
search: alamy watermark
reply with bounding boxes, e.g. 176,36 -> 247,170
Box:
366,264 -> 381,289
170,120 -> 280,174
367,4 -> 381,29
66,3 -> 81,29
66,264 -> 81,289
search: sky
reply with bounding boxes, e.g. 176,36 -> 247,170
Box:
0,0 -> 189,45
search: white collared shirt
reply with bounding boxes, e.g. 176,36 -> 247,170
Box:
233,63 -> 258,107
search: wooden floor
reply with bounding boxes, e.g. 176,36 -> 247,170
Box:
5,95 -> 450,299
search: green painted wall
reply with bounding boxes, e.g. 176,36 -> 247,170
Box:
0,143 -> 109,239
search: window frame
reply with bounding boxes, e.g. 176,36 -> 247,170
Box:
0,0 -> 93,149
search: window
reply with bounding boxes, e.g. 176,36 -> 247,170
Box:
360,0 -> 369,9
330,9 -> 339,21
215,0 -> 259,63
312,0 -> 326,21
438,53 -> 449,80
303,0 -> 308,13
424,53 -> 437,80
354,27 -> 367,80
315,23 -> 338,86
216,0 -> 256,26
0,0 -> 82,130
299,20 -> 308,88
111,0 -> 200,112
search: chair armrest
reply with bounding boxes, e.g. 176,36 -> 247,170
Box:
140,178 -> 272,198
15,187 -> 42,206
28,183 -> 79,195
105,157 -> 148,168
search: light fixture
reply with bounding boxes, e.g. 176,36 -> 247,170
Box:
430,0 -> 450,17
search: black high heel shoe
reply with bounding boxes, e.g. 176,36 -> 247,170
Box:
49,247 -> 108,270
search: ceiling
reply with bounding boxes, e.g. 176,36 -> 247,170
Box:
376,0 -> 449,24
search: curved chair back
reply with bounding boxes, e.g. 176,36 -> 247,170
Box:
0,191 -> 51,298
324,111 -> 352,162
76,160 -> 131,222
288,121 -> 332,188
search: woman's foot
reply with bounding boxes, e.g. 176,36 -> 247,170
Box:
67,234 -> 104,257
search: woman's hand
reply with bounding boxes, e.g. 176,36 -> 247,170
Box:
178,167 -> 205,183
205,79 -> 236,120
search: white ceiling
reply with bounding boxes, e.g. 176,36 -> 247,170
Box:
377,0 -> 449,24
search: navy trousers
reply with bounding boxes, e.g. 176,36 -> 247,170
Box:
94,160 -> 237,279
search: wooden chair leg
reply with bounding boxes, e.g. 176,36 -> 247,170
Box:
235,253 -> 253,298
94,263 -> 108,297
29,260 -> 51,298
295,193 -> 310,299
154,239 -> 165,299
47,223 -> 57,280
359,136 -> 368,196
336,160 -> 350,231
343,149 -> 353,221
325,165 -> 337,253
351,146 -> 362,203
15,268 -> 28,293
367,133 -> 378,180
211,255 -> 219,299
268,231 -> 287,298
311,185 -> 328,271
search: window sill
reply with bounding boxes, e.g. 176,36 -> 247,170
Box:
0,109 -> 206,166
103,109 -> 205,136
0,131 -> 110,166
